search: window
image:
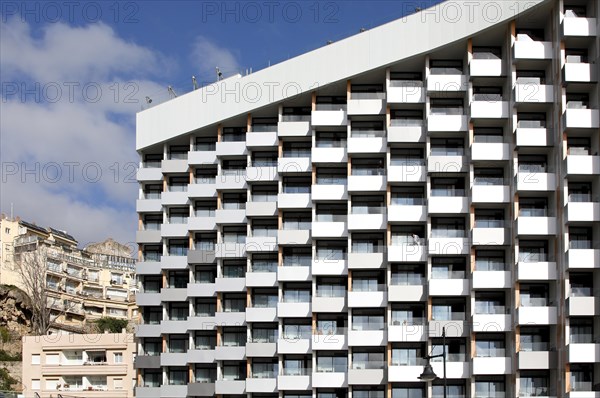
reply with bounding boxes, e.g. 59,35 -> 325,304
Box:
475,377 -> 505,398
46,353 -> 59,365
31,379 -> 40,390
221,127 -> 246,142
168,367 -> 188,385
392,386 -> 424,398
113,378 -> 123,390
114,352 -> 123,363
31,354 -> 40,365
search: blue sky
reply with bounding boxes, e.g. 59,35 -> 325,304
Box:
0,0 -> 442,251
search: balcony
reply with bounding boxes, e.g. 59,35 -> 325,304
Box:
136,198 -> 162,212
277,302 -> 311,318
160,352 -> 188,366
515,127 -> 551,146
214,243 -> 246,258
387,81 -> 424,103
427,114 -> 468,132
470,101 -> 509,119
215,380 -> 246,395
388,284 -> 425,302
347,175 -> 386,192
215,277 -> 246,292
348,252 -> 385,269
188,150 -> 217,165
136,229 -> 162,244
388,244 -> 427,262
563,63 -> 597,83
246,131 -> 277,147
472,142 -> 509,161
312,330 -> 348,350
187,383 -> 215,397
429,278 -> 469,296
246,166 -> 278,183
278,119 -> 311,137
216,174 -> 247,190
312,184 -> 348,201
563,14 -> 597,36
277,373 -> 311,390
348,290 -> 387,307
513,38 -> 552,59
388,164 -> 426,182
160,255 -> 188,270
348,367 -> 386,385
161,223 -> 189,238
568,343 -> 600,363
215,141 -> 246,156
245,201 -> 277,218
427,74 -> 467,91
312,218 -> 347,238
215,346 -> 246,361
516,216 -> 557,235
246,377 -> 277,393
428,196 -> 468,214
137,167 -> 162,182
388,363 -> 424,382
278,229 -> 311,245
187,349 -> 216,363
518,350 -> 555,369
563,108 -> 600,129
471,185 -> 510,203
429,321 -> 468,338
387,123 -> 425,143
244,305 -> 276,321
347,95 -> 386,115
428,237 -> 469,255
188,182 -> 216,198
517,261 -> 557,280
388,204 -> 426,222
277,337 -> 311,354
215,208 -> 246,224
514,82 -> 554,103
312,256 -> 348,276
277,193 -> 311,209
214,311 -> 246,326
567,296 -> 598,316
187,217 -> 216,231
348,212 -> 386,230
427,155 -> 468,173
517,306 -> 557,325
312,147 -> 347,163
161,191 -> 188,206
245,236 -> 277,252
472,227 -> 509,246
246,342 -> 277,357
472,356 -> 511,375
516,172 -> 556,191
135,324 -> 161,338
187,316 -> 216,331
472,314 -> 511,332
348,329 -> 386,346
472,271 -> 511,289
312,106 -> 348,126
431,361 -> 470,379
278,157 -> 311,173
160,385 -> 189,398
470,58 -> 503,77
277,266 -> 311,282
312,371 -> 348,388
162,159 -> 188,173
187,282 -> 216,298
312,296 -> 346,313
160,287 -> 188,302
188,249 -> 215,264
388,324 -> 426,342
567,248 -> 600,269
566,155 -> 600,175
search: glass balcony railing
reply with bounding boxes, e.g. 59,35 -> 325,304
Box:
390,118 -> 423,127
281,114 -> 311,122
315,286 -> 346,297
351,361 -> 386,370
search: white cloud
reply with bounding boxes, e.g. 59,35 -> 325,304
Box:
0,18 -> 173,248
190,35 -> 242,78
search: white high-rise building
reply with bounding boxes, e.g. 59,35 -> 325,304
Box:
134,1 -> 600,397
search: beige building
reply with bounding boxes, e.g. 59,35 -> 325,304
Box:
0,216 -> 138,332
22,332 -> 136,398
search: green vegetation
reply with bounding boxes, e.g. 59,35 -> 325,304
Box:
94,317 -> 129,333
0,367 -> 18,390
0,350 -> 21,362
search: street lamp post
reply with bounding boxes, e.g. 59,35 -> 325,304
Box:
418,326 -> 446,398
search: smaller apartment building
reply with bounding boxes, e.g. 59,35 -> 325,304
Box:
22,332 -> 136,398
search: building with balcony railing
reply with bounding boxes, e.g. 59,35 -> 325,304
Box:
135,0 -> 600,397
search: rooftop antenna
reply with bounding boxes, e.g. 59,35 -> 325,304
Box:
192,76 -> 198,90
145,96 -> 152,104
327,40 -> 333,45
415,7 -> 423,12
167,86 -> 177,98
360,28 -> 366,32
215,67 -> 223,81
